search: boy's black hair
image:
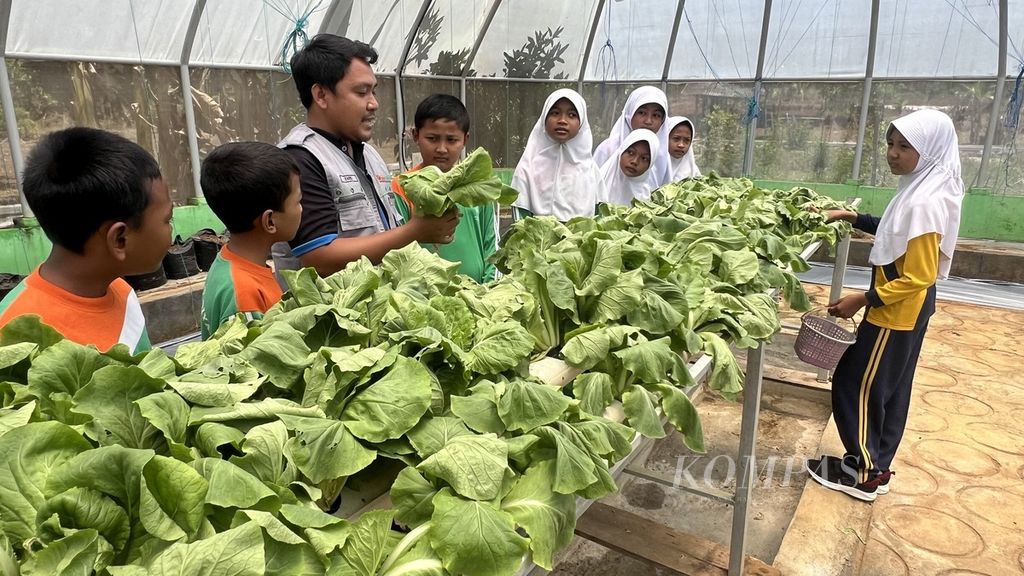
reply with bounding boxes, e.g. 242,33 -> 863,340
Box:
290,34 -> 378,109
414,94 -> 470,133
201,142 -> 300,233
22,127 -> 161,254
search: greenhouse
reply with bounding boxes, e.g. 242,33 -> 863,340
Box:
0,1 -> 1022,575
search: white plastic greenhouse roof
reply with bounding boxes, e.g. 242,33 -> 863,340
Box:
2,0 -> 1020,80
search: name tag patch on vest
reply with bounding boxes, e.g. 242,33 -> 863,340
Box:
339,174 -> 359,184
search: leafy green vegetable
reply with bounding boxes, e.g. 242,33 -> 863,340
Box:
397,148 -> 518,217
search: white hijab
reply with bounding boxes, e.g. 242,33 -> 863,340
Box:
512,89 -> 605,221
870,109 -> 964,279
599,129 -> 661,206
664,116 -> 702,181
593,86 -> 671,184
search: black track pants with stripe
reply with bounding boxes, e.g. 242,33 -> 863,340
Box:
831,317 -> 930,484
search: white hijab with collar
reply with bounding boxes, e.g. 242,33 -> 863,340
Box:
599,129 -> 661,206
870,109 -> 964,279
664,116 -> 702,181
512,89 -> 605,221
593,86 -> 671,184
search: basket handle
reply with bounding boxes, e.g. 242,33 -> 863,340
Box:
804,306 -> 858,333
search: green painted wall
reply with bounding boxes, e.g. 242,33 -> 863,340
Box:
0,201 -> 225,275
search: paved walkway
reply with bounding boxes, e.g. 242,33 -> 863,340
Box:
858,297 -> 1024,575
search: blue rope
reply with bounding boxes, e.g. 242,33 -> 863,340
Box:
268,0 -> 324,72
743,95 -> 760,126
1004,64 -> 1024,130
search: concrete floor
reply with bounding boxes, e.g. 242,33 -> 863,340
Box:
549,284 -> 1024,576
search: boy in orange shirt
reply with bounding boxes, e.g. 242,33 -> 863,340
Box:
199,142 -> 302,338
0,127 -> 173,353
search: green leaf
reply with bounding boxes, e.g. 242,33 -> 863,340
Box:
332,509 -> 396,576
71,365 -> 166,448
621,385 -> 665,439
500,460 -> 575,570
577,238 -> 622,297
241,323 -> 312,390
135,391 -> 191,460
231,420 -> 294,487
571,373 -> 614,417
37,487 -> 130,555
613,336 -> 676,384
26,339 -> 112,424
167,379 -> 262,407
194,422 -> 245,458
406,416 -> 473,459
584,268 -> 644,324
531,427 -> 598,495
429,489 -> 528,576
47,445 -> 153,526
627,289 -> 686,334
390,467 -> 437,528
279,415 -> 377,484
235,509 -> 305,545
189,399 -> 325,425
560,327 -> 610,370
264,538 -> 326,576
137,349 -> 178,380
497,378 -> 571,432
0,342 -> 35,370
417,434 -> 508,501
108,522 -> 264,576
465,321 -> 534,375
652,384 -> 705,453
0,422 -> 92,544
20,528 -> 99,576
718,249 -> 760,285
449,382 -> 505,435
139,455 -> 209,541
0,315 -> 63,350
191,458 -> 278,511
0,400 -> 35,438
700,332 -> 744,400
340,356 -> 433,443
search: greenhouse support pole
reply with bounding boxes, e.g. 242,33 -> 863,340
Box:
660,0 -> 687,84
180,0 -> 207,200
0,58 -> 27,217
395,0 -> 434,172
742,0 -> 772,176
318,0 -> 344,34
851,0 -> 880,183
0,0 -> 29,217
461,0 -> 503,77
577,0 -> 607,91
977,0 -> 1008,188
729,342 -> 765,576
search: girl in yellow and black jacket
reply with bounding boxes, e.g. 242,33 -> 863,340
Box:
806,109 -> 964,502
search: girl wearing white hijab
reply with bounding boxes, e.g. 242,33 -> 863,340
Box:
664,116 -> 702,181
599,128 -> 661,206
593,86 -> 672,184
512,89 -> 605,221
807,109 -> 964,503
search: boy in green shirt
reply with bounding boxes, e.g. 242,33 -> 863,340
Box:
199,142 -> 303,338
392,94 -> 497,282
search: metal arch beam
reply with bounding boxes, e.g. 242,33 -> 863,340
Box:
977,0 -> 1008,188
0,0 -> 29,217
741,0 -> 773,176
317,0 -> 345,35
461,0 -> 504,78
577,0 -> 607,91
180,0 -> 208,200
395,0 -> 434,171
851,0 -> 881,183
660,0 -> 687,84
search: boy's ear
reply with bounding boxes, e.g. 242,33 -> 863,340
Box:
410,128 -> 419,140
260,209 -> 277,234
105,221 -> 130,262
